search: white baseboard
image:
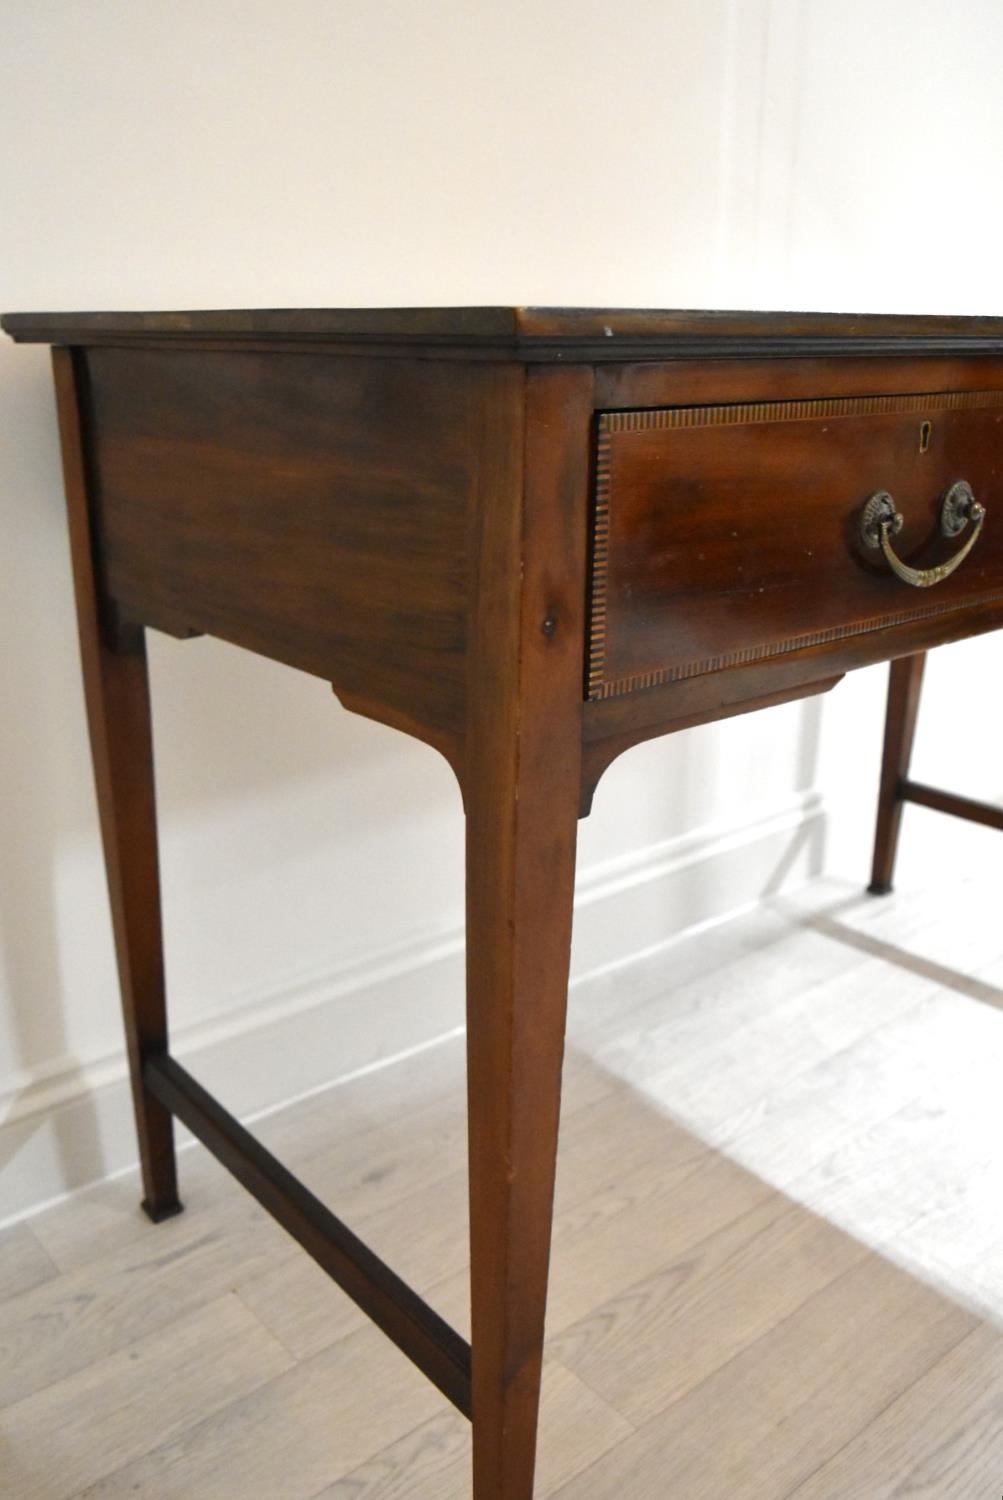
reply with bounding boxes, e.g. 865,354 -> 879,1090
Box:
0,790 -> 824,1229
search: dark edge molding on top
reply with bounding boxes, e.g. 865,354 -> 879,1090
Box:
5,306 -> 1003,361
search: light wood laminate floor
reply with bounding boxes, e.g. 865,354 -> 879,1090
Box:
3,873 -> 1003,1498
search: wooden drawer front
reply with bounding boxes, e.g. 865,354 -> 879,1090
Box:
588,390 -> 1003,700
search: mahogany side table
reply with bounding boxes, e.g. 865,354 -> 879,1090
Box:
5,306 -> 1003,1500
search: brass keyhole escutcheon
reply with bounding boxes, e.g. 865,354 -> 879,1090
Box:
919,420 -> 932,453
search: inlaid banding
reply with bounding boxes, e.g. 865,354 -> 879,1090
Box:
588,389 -> 1003,701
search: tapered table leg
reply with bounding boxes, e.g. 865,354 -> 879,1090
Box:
52,349 -> 182,1221
464,365 -> 591,1499
465,757 -> 579,1498
869,652 -> 927,895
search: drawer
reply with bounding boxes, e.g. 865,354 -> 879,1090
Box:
587,390 -> 1003,700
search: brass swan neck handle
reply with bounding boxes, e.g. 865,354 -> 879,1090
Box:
860,480 -> 986,589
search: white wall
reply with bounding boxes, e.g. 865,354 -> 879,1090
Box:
1,0 -> 1002,1222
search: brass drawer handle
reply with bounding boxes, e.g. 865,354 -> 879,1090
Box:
860,480 -> 986,588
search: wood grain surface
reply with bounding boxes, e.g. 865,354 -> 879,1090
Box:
589,392 -> 1003,700
2,876 -> 1002,1497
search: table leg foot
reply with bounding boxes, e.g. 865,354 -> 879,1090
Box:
141,1196 -> 185,1224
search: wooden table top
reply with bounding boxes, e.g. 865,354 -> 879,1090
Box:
6,306 -> 1003,360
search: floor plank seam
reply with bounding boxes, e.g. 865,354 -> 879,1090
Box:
777,1319 -> 982,1500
